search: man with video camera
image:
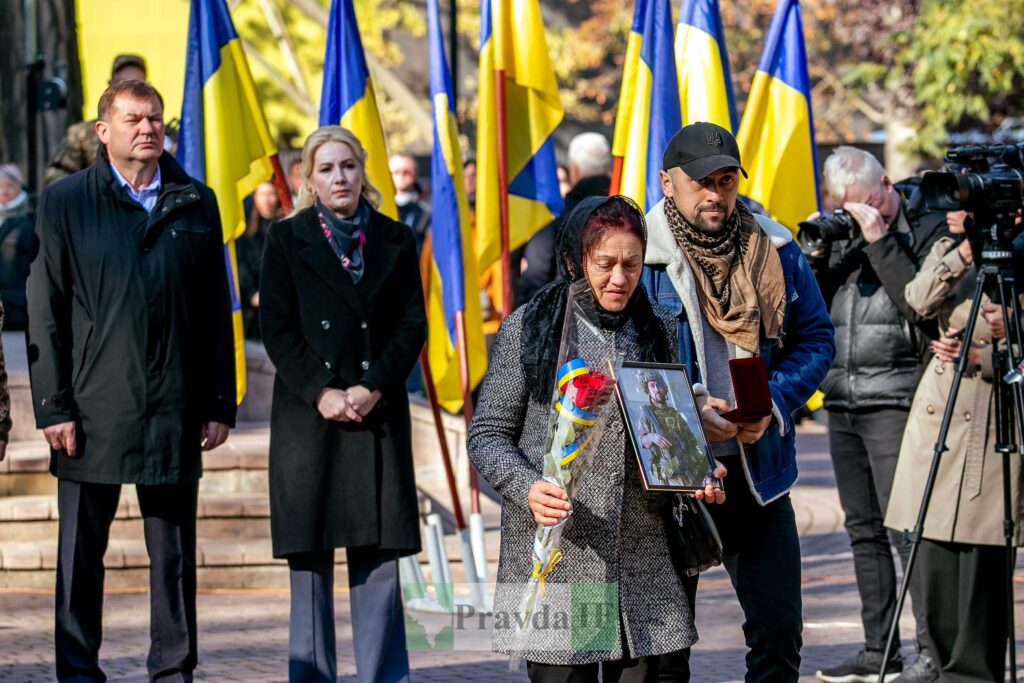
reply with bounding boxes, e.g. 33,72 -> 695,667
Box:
804,147 -> 949,683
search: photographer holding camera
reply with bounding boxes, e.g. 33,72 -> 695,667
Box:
884,209 -> 1023,683
805,147 -> 949,683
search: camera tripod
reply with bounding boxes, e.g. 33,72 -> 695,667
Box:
878,253 -> 1024,683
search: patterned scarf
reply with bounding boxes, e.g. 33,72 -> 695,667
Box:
316,198 -> 369,283
664,196 -> 785,354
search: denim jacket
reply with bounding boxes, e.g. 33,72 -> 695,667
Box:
642,199 -> 835,504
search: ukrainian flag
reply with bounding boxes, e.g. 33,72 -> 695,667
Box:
177,0 -> 277,402
611,0 -> 681,211
425,0 -> 487,413
475,0 -> 564,271
736,0 -> 820,232
676,0 -> 737,131
320,0 -> 396,220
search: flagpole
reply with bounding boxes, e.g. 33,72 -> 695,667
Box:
494,71 -> 512,320
455,312 -> 481,515
269,154 -> 294,213
609,155 -> 623,196
419,350 -> 467,531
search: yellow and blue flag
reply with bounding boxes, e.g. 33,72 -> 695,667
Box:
320,0 -> 396,219
177,0 -> 277,402
425,0 -> 487,413
611,0 -> 681,211
475,0 -> 564,271
736,0 -> 820,232
676,0 -> 737,131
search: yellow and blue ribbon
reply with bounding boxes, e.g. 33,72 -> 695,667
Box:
531,550 -> 564,596
557,359 -> 589,392
560,433 -> 594,466
555,394 -> 598,426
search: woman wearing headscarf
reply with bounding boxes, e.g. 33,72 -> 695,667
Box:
468,195 -> 725,682
259,126 -> 426,683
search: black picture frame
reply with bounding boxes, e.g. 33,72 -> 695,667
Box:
615,361 -> 720,492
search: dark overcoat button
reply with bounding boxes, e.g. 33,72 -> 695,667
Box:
321,320 -> 331,330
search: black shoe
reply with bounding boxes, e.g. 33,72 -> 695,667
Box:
816,649 -> 903,683
892,655 -> 938,683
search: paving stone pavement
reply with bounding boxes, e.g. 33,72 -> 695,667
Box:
2,424 -> 1023,682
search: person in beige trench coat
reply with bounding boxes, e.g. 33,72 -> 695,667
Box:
885,222 -> 1024,683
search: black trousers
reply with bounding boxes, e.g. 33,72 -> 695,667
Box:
527,622 -> 659,683
660,454 -> 803,682
828,408 -> 929,654
918,539 -> 1009,683
55,479 -> 199,683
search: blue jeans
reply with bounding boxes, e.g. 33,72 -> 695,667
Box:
659,454 -> 802,682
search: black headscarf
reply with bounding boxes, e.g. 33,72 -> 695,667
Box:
520,195 -> 673,404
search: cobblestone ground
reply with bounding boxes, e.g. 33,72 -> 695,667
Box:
3,426 -> 1023,682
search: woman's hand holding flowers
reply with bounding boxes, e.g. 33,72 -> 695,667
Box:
528,480 -> 572,526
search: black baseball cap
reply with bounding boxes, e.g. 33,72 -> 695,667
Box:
662,122 -> 747,180
111,54 -> 147,78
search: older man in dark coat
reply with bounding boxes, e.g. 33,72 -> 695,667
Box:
27,79 -> 235,683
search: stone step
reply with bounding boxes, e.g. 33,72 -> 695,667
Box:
0,425 -> 272,496
0,524 -> 503,590
0,492 -> 272,542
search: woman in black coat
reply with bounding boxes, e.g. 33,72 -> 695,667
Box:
259,125 -> 426,683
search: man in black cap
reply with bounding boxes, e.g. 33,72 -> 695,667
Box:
46,54 -> 149,186
641,122 -> 835,681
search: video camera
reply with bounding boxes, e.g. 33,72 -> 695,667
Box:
921,143 -> 1024,264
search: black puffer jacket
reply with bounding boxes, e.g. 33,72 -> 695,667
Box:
805,184 -> 948,411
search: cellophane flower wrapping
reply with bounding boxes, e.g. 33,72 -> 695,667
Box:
509,280 -> 625,665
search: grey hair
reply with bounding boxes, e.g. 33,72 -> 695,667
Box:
822,146 -> 886,202
567,132 -> 612,179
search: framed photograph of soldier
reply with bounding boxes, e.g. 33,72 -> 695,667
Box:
615,362 -> 719,492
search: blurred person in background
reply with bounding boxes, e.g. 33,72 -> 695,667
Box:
390,153 -> 430,254
45,54 -> 149,187
556,162 -> 571,198
517,132 -> 613,307
237,180 -> 283,341
0,164 -> 36,330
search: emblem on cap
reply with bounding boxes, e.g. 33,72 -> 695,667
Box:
705,128 -> 723,148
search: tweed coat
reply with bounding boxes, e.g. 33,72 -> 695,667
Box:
467,303 -> 697,665
259,205 -> 426,558
885,237 -> 1023,546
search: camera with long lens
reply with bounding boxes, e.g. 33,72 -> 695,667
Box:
921,143 -> 1024,263
797,208 -> 859,250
